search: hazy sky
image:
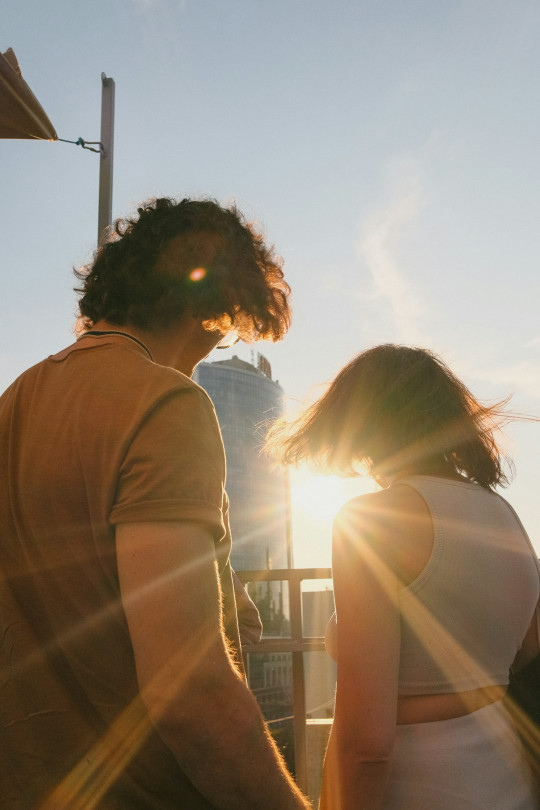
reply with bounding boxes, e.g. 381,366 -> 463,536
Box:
2,0 -> 540,565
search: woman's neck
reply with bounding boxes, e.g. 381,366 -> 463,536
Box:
382,461 -> 467,487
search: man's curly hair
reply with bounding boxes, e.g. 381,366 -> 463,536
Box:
74,197 -> 291,342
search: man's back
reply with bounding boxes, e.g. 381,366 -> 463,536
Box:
0,334 -> 230,808
0,196 -> 311,810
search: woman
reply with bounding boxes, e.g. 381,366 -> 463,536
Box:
268,345 -> 539,810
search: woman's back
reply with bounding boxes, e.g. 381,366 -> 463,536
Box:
267,343 -> 540,808
394,475 -> 539,696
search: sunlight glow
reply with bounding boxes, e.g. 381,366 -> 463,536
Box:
290,470 -> 375,568
291,471 -> 354,523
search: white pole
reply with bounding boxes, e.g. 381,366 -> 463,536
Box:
97,73 -> 115,245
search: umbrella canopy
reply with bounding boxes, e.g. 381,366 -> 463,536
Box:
0,47 -> 57,140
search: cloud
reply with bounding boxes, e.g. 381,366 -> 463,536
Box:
356,155 -> 428,345
524,335 -> 540,351
452,334 -> 540,404
472,359 -> 540,403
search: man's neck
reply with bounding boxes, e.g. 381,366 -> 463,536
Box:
89,318 -> 221,376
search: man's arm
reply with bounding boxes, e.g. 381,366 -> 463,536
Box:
116,520 -> 311,810
231,568 -> 263,645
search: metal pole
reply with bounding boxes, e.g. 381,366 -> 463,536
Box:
284,468 -> 294,569
97,73 -> 115,245
289,570 -> 308,794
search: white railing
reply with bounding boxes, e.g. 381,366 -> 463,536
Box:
237,567 -> 334,800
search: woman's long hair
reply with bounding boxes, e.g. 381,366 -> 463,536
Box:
267,345 -> 515,489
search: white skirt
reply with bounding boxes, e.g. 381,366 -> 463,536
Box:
382,700 -> 537,810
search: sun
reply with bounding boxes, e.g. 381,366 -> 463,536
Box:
289,469 -> 376,568
291,469 -> 353,522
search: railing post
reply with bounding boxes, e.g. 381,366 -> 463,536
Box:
238,567 -> 333,803
289,570 -> 308,793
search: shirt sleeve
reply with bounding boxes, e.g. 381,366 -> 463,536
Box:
110,387 -> 227,542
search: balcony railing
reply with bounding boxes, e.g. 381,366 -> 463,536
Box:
237,567 -> 334,801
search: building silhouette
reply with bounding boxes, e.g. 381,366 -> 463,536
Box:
194,352 -> 291,631
194,353 -> 291,574
194,353 -> 295,766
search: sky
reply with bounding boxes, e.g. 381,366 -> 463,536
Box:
2,0 -> 540,567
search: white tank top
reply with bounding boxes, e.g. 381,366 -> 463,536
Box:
396,476 -> 539,694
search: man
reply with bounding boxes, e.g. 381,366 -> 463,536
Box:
0,197 -> 311,809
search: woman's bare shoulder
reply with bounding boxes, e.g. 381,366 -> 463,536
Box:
333,485 -> 433,586
334,485 -> 429,535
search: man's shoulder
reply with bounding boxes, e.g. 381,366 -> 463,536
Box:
52,338 -> 204,396
4,340 -> 214,420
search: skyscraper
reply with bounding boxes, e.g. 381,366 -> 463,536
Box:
194,353 -> 295,765
194,353 -> 291,574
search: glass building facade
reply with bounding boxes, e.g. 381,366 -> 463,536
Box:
194,354 -> 291,573
195,355 -> 304,774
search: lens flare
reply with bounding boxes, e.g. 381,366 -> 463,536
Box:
188,267 -> 206,282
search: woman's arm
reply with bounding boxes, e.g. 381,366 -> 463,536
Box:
320,495 -> 402,810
